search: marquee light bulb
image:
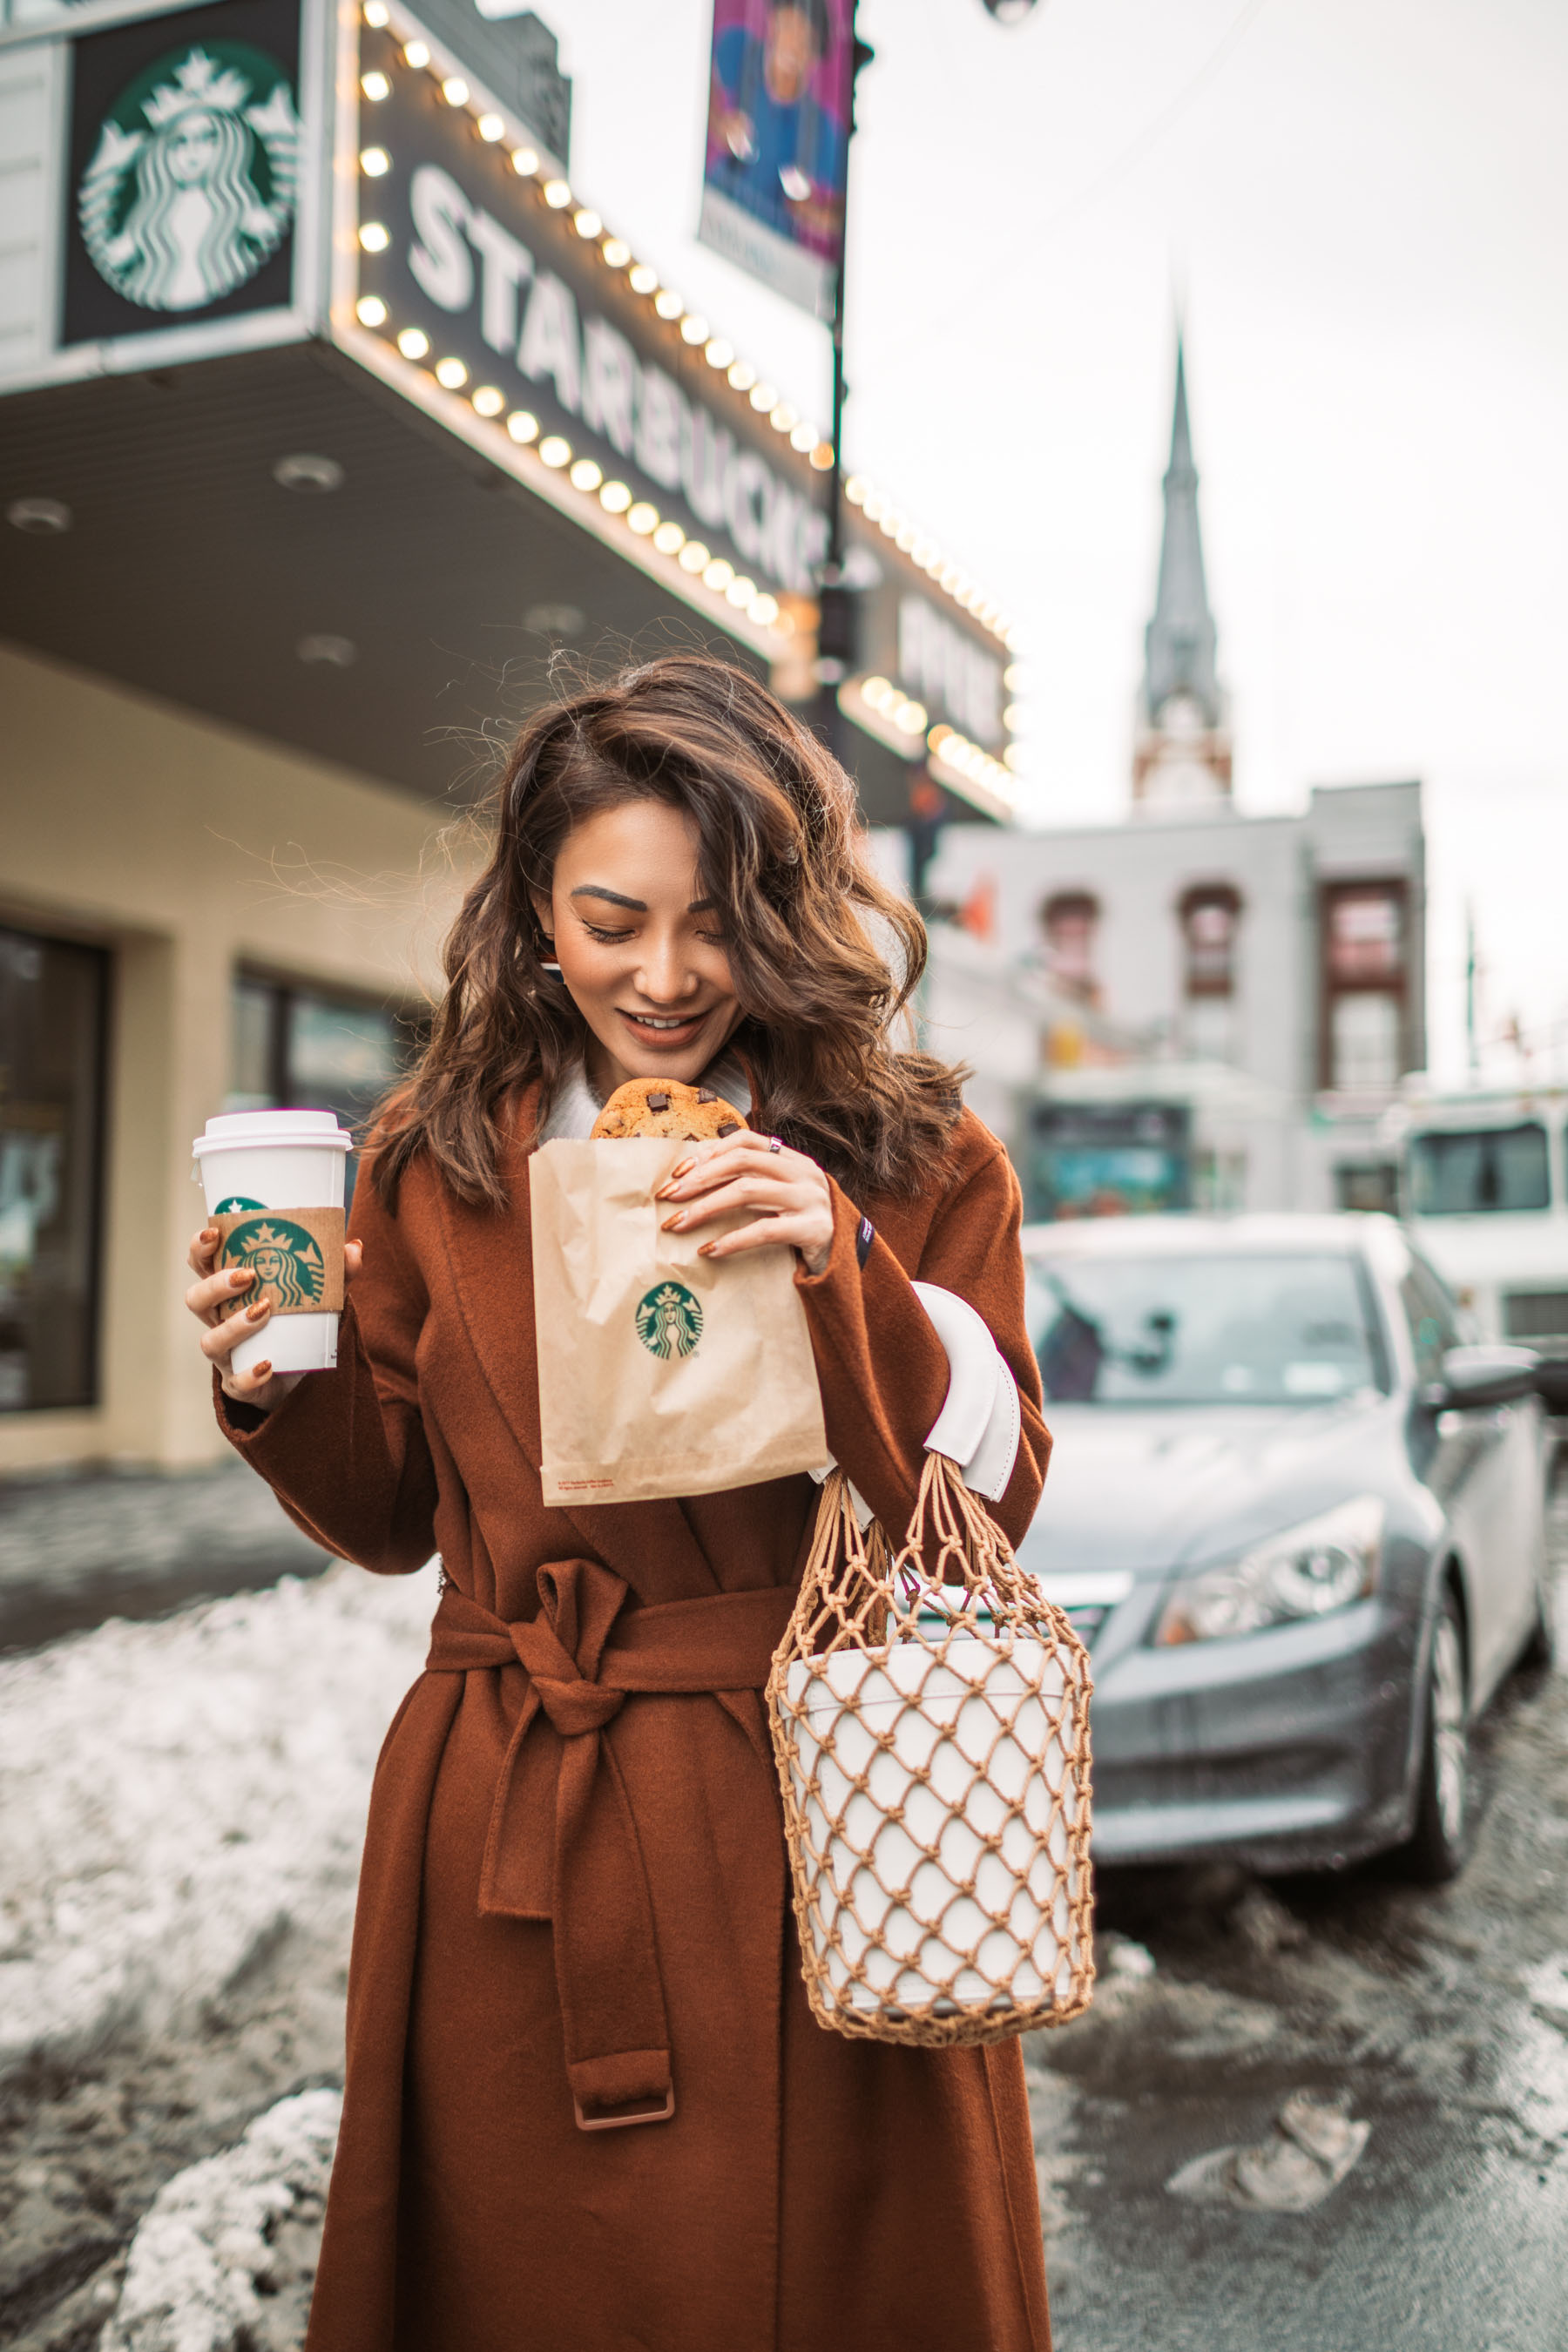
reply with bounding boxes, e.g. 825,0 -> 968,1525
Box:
726,576 -> 754,607
749,382 -> 777,412
1003,701 -> 1028,732
358,221 -> 390,253
895,700 -> 928,735
603,239 -> 632,268
573,209 -> 602,240
704,338 -> 733,369
441,76 -> 469,105
472,385 -> 504,416
569,457 -> 603,491
769,403 -> 796,433
538,436 -> 571,468
1004,746 -> 1024,773
476,113 -> 505,143
844,476 -> 868,505
510,146 -> 539,177
895,524 -> 916,553
435,356 -> 467,388
542,179 -> 571,209
628,263 -> 659,294
626,502 -> 659,535
355,294 -> 387,327
506,409 -> 539,443
403,40 -> 429,67
396,326 -> 429,359
679,314 -> 709,345
749,592 -> 780,626
359,146 -> 389,176
679,541 -> 709,573
789,420 -> 814,452
362,1 -> 389,24
727,360 -> 756,392
652,520 -> 686,555
599,480 -> 632,513
653,289 -> 684,320
810,442 -> 834,470
361,71 -> 390,100
703,558 -> 735,592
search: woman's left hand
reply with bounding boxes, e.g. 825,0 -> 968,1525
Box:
655,1132 -> 835,1275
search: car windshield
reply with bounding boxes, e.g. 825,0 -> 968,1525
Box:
1408,1123 -> 1550,1214
1027,1251 -> 1381,1406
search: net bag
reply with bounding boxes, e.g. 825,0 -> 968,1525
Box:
767,1454 -> 1094,2045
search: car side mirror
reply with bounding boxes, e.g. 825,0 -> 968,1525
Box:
1421,1342 -> 1539,1412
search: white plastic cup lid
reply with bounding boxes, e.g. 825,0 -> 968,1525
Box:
192,1108 -> 354,1157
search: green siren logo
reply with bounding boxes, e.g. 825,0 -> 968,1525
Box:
78,44 -> 300,313
634,1281 -> 704,1361
222,1216 -> 327,1309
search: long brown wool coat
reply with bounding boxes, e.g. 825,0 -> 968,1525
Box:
218,1091 -> 1056,2352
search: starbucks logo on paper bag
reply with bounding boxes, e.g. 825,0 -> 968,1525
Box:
220,1215 -> 326,1309
635,1281 -> 703,1361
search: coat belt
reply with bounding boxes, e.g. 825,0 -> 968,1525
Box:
424,1565 -> 795,2129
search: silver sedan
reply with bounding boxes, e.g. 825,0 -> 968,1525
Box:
1018,1213 -> 1552,1878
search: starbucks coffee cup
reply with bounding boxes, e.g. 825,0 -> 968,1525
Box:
192,1110 -> 354,1377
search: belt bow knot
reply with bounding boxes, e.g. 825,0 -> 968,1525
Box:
425,1562 -> 794,2129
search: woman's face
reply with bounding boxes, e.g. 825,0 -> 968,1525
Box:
537,799 -> 742,1095
168,111 -> 223,186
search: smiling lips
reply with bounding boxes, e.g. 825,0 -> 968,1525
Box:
618,1007 -> 711,1049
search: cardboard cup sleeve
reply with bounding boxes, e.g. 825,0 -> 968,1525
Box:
213,1206 -> 346,1317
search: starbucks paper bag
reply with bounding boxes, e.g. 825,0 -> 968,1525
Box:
531,1135 -> 828,1506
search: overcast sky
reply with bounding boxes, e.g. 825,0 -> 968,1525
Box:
543,0 -> 1568,1083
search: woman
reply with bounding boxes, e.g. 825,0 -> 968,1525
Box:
185,655 -> 1054,2352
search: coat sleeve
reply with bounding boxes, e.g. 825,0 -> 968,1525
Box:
794,1132 -> 1051,1551
213,1152 -> 439,1575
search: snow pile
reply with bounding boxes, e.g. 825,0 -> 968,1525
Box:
100,2088 -> 341,2352
0,1561 -> 435,2079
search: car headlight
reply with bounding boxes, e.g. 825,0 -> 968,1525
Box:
1153,1495 -> 1383,1646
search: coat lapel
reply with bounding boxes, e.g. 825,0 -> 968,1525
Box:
432,1088 -> 717,1600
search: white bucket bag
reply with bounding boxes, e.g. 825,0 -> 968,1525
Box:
767,1285 -> 1095,2045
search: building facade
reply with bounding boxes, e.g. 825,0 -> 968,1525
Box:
907,343 -> 1426,1222
0,0 -> 1015,1472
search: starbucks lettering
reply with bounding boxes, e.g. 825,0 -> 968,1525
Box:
352,19 -> 829,605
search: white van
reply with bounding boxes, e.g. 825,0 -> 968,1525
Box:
1384,1085 -> 1568,1405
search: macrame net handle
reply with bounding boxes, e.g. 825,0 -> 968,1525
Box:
768,1458 -> 1096,2048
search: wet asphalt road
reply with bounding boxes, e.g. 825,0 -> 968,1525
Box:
1025,1477 -> 1568,2352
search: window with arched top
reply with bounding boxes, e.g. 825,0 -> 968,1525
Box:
1179,883 -> 1241,999
1040,891 -> 1101,1005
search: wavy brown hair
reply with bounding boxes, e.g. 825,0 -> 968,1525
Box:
375,654 -> 964,1208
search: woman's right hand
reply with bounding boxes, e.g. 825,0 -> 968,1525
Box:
185,1226 -> 363,1413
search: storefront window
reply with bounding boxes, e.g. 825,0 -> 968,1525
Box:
0,926 -> 107,1413
225,973 -> 419,1193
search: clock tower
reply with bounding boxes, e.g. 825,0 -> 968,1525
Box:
1132,339 -> 1233,813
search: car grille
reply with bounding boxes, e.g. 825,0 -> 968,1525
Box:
1503,1290 -> 1568,1343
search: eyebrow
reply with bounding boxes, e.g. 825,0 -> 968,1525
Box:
570,886 -> 717,914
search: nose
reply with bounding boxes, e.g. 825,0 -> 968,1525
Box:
632,929 -> 700,1006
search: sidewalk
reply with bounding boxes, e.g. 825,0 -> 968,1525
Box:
0,1459 -> 332,1654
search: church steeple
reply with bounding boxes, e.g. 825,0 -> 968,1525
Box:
1132,335 -> 1232,814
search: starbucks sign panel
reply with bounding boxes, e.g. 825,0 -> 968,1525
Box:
64,0 -> 301,346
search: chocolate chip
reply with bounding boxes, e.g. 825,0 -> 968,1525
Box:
645,1092 -> 670,1112
696,1088 -> 717,1104
717,1120 -> 740,1136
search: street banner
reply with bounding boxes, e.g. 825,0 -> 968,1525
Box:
699,0 -> 851,321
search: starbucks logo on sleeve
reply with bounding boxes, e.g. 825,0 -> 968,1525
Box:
220,1216 -> 327,1309
635,1281 -> 704,1361
78,42 -> 301,314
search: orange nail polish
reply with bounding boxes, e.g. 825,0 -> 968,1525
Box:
661,1212 -> 685,1231
246,1299 -> 270,1322
669,1157 -> 695,1181
697,1241 -> 716,1258
253,1362 -> 272,1378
